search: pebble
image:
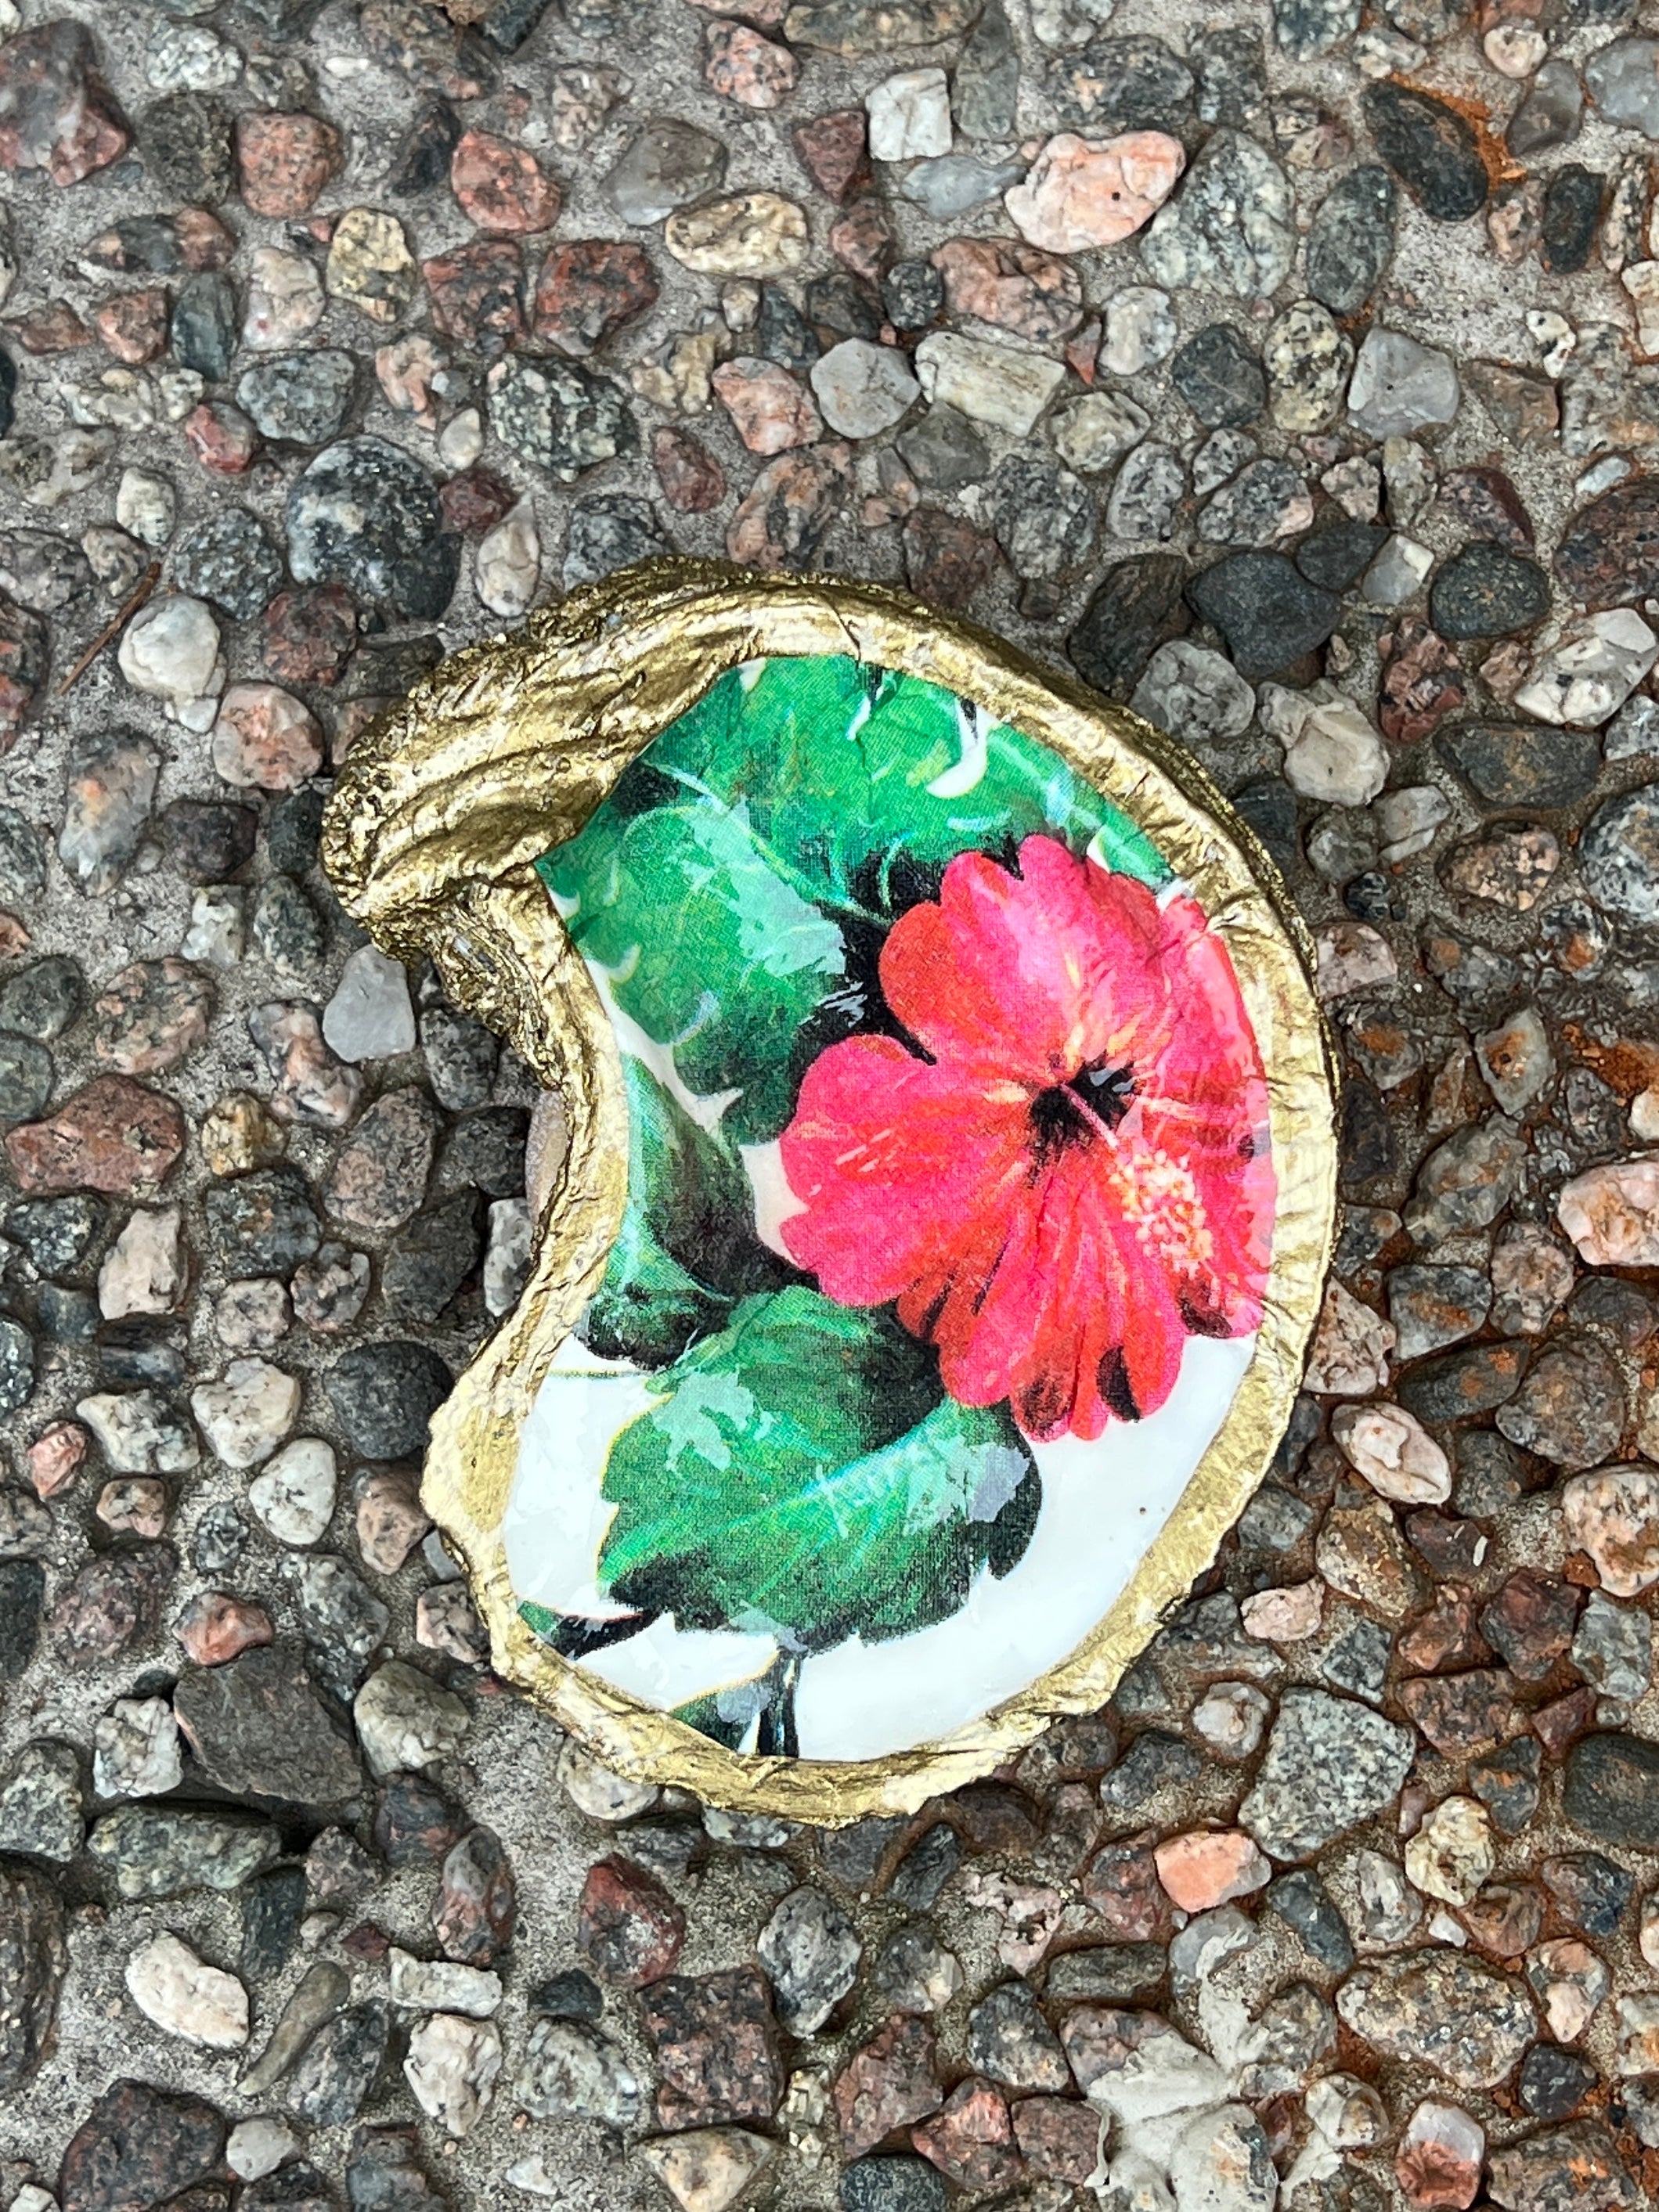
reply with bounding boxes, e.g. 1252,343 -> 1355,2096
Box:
913,330 -> 1063,434
236,110 -> 343,217
707,21 -> 798,110
756,1886 -> 861,2035
287,438 -> 456,618
1141,130 -> 1295,298
403,2012 -> 502,2138
173,510 -> 286,622
236,351 -> 356,446
1005,131 -> 1184,251
323,946 -> 417,1063
605,118 -> 727,225
1362,81 -> 1488,221
487,354 -> 637,483
1581,785 -> 1659,928
354,1658 -> 470,1777
126,1934 -> 249,2050
867,67 -> 951,160
450,129 -> 559,235
7,1075 -> 186,1197
1348,329 -> 1460,438
248,1436 -> 337,1547
1188,552 -> 1340,680
93,1695 -> 182,1798
1131,639 -> 1253,746
1174,322 -> 1267,428
811,340 -> 921,439
327,1339 -> 453,1458
533,240 -> 658,356
665,193 -> 809,278
243,247 -> 325,349
117,593 -> 225,729
1341,1947 -> 1536,2092
1514,610 -> 1657,727
56,2082 -> 226,2212
189,1359 -> 300,1468
0,21 -> 129,186
1106,442 -> 1185,541
1585,36 -> 1659,137
323,207 -> 416,322
514,2016 -> 642,2125
715,358 -> 820,454
88,1803 -> 279,1898
213,683 -> 325,795
1241,1687 -> 1413,1857
1101,285 -> 1177,376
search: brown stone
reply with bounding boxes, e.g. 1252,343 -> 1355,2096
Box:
1485,2121 -> 1638,2212
1400,1669 -> 1524,1756
1467,359 -> 1559,444
1479,1570 -> 1581,1682
532,240 -> 657,356
641,1965 -> 785,2131
830,197 -> 895,282
0,22 -> 129,187
27,1421 -> 87,1500
326,1087 -> 438,1230
932,236 -> 1086,344
1379,619 -> 1465,743
712,357 -> 821,454
183,402 -> 258,475
792,108 -> 869,202
92,960 -> 215,1076
7,301 -> 91,352
1315,1489 -> 1424,1619
1442,825 -> 1560,910
439,464 -> 518,534
1012,2095 -> 1101,2185
1556,476 -> 1659,608
0,593 -> 49,756
58,2081 -> 225,2212
705,21 -> 798,109
432,1825 -> 517,1965
355,1469 -> 431,1573
1460,1880 -> 1544,1958
450,128 -> 560,234
235,111 -> 344,218
174,1591 -> 275,1667
1441,465 -> 1535,552
94,288 -> 169,366
1400,1587 -> 1490,1674
727,444 -> 850,570
5,1075 -> 186,1195
913,2077 -> 1023,2192
1079,1835 -> 1173,1942
52,1544 -> 176,1666
834,2012 -> 942,2158
1497,1338 -> 1626,1469
653,425 -> 726,513
903,507 -> 998,609
576,1856 -> 686,1988
262,587 -> 359,688
422,238 -> 525,355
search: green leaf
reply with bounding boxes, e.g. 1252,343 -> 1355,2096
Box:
651,656 -> 1170,908
596,1287 -> 1040,1652
580,1053 -> 793,1367
539,799 -> 846,1143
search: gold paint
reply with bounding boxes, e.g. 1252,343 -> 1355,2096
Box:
323,560 -> 1339,1823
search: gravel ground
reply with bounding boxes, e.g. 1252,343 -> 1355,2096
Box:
5,1 -> 1659,2210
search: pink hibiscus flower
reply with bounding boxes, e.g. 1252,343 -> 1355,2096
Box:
777,835 -> 1275,1443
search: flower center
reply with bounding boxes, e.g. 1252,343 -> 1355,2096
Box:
1028,1059 -> 1135,1159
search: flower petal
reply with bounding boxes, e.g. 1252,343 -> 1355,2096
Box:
779,1034 -> 1033,1310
